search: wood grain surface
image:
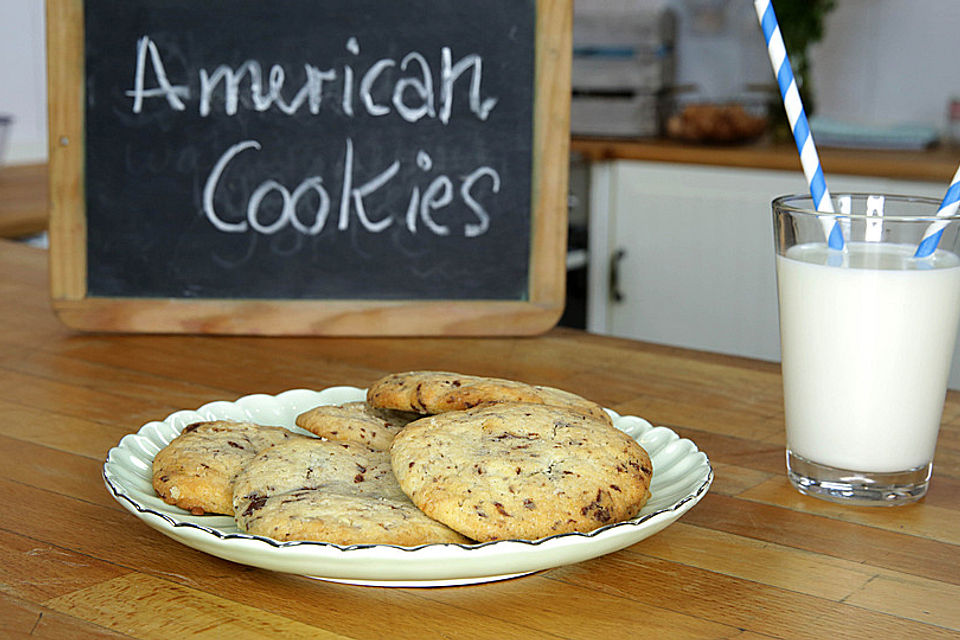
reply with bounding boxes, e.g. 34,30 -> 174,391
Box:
571,137 -> 960,184
1,238 -> 959,639
0,163 -> 48,239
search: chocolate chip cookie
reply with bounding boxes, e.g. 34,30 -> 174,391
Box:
390,402 -> 652,542
295,401 -> 419,451
367,371 -> 612,425
152,420 -> 305,515
232,438 -> 471,546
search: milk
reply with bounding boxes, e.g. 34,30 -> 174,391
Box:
777,242 -> 960,472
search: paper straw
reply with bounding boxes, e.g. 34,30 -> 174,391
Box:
754,0 -> 844,250
914,163 -> 960,258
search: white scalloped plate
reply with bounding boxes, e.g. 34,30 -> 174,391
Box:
103,387 -> 713,587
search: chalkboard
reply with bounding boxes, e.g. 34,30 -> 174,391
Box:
46,0 -> 571,335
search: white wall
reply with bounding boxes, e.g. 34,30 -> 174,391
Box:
1,1 -> 958,165
669,0 -> 960,130
811,0 -> 960,128
0,1 -> 47,164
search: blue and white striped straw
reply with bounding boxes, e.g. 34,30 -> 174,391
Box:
914,163 -> 960,258
754,0 -> 844,250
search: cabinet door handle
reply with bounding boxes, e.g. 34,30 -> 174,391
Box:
609,248 -> 626,303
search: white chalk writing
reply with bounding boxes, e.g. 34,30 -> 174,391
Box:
203,139 -> 499,238
126,35 -> 505,239
127,35 -> 497,124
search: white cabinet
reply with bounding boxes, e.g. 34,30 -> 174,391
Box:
585,160 -> 960,387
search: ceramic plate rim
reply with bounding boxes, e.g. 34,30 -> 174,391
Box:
103,387 -> 713,585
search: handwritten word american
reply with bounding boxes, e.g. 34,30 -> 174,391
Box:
127,35 -> 498,124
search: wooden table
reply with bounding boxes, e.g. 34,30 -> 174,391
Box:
2,238 -> 959,639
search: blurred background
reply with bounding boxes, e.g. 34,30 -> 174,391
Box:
3,0 -> 960,383
4,0 -> 959,163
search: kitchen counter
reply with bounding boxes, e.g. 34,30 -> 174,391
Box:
2,238 -> 959,638
571,137 -> 959,183
0,163 -> 47,238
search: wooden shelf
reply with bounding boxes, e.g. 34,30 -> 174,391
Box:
571,137 -> 959,183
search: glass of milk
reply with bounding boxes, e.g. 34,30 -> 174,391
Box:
774,193 -> 960,506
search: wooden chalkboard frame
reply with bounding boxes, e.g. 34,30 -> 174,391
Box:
46,0 -> 571,336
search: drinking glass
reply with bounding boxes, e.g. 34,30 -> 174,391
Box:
774,193 -> 960,505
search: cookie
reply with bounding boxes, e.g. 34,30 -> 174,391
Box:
152,420 -> 305,515
367,371 -> 613,425
390,403 -> 652,542
295,401 -> 419,450
232,438 -> 471,546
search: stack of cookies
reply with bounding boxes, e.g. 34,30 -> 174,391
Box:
152,371 -> 653,546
